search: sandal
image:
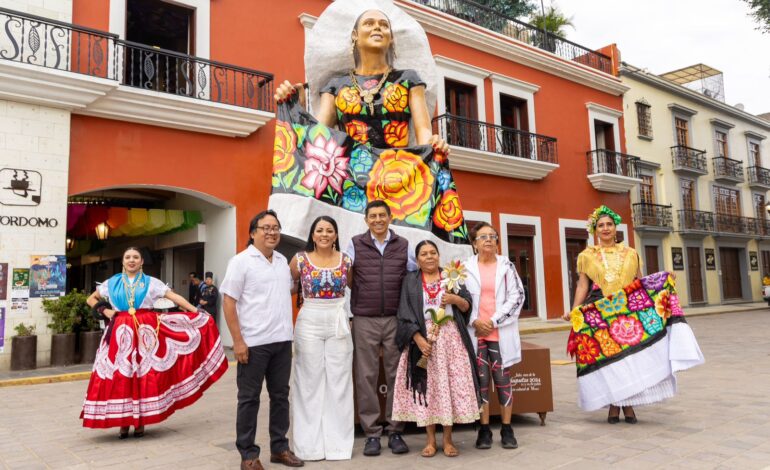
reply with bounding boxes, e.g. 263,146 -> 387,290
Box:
443,444 -> 459,457
421,444 -> 437,458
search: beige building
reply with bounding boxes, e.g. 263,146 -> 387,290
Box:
621,63 -> 770,307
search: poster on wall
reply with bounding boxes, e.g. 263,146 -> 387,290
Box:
29,255 -> 66,298
0,263 -> 7,300
10,269 -> 29,314
749,252 -> 759,271
671,247 -> 685,271
704,248 -> 716,271
0,306 -> 5,352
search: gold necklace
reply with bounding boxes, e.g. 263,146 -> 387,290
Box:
349,68 -> 391,114
121,272 -> 143,315
599,246 -> 622,284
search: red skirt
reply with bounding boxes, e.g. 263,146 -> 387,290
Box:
80,309 -> 228,429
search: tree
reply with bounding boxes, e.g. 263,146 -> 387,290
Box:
744,0 -> 770,33
476,0 -> 537,19
530,5 -> 575,38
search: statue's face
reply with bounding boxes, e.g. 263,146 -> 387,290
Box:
353,10 -> 392,54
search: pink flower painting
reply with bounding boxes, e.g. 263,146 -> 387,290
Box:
609,315 -> 644,346
301,135 -> 349,198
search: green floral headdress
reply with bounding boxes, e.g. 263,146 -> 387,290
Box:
586,205 -> 622,235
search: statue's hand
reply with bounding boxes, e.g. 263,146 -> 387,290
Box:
274,80 -> 306,106
429,134 -> 451,157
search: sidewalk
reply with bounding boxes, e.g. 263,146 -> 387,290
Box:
1,302 -> 766,387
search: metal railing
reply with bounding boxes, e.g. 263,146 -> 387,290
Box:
715,213 -> 759,235
712,157 -> 744,181
432,114 -> 558,163
414,0 -> 612,74
0,7 -> 116,77
747,166 -> 770,187
632,203 -> 672,229
678,209 -> 715,232
671,145 -> 708,173
586,149 -> 640,178
757,218 -> 770,238
112,40 -> 274,112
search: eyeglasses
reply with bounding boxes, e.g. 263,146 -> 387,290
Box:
256,225 -> 282,234
476,235 -> 498,241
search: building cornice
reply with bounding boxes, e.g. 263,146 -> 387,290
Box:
668,103 -> 698,116
489,73 -> 540,93
586,102 -> 623,118
745,130 -> 766,140
298,13 -> 317,30
709,118 -> 735,129
621,63 -> 770,131
397,0 -> 628,96
433,56 -> 490,78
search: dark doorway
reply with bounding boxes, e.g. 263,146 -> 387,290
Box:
762,250 -> 770,278
566,238 -> 586,307
444,79 -> 480,149
594,120 -> 615,151
719,247 -> 743,300
644,245 -> 660,275
507,227 -> 537,318
499,94 -> 529,157
686,247 -> 704,303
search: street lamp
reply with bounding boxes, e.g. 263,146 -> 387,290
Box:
65,237 -> 75,251
95,222 -> 110,241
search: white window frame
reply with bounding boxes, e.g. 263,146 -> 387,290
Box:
434,55 -> 487,120
490,74 -> 539,134
499,213 -> 546,320
586,102 -> 622,151
558,218 -> 593,314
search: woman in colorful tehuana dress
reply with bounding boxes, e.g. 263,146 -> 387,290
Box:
563,206 -> 704,424
464,222 -> 525,450
393,240 -> 480,458
274,8 -> 450,155
288,216 -> 354,461
82,247 -> 228,439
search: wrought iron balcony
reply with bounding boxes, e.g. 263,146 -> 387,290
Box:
632,203 -> 673,232
714,213 -> 759,237
757,218 -> 770,239
712,157 -> 744,184
747,166 -> 770,190
414,0 -> 612,74
432,114 -> 558,180
671,145 -> 708,176
586,149 -> 641,178
678,209 -> 714,234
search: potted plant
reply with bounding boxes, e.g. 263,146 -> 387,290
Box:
10,323 -> 37,371
78,296 -> 103,364
43,289 -> 88,366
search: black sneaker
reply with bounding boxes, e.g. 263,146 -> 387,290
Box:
388,433 -> 409,454
363,437 -> 381,456
475,428 -> 493,449
500,425 -> 518,449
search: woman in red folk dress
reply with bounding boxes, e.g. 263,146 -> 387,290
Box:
82,247 -> 228,439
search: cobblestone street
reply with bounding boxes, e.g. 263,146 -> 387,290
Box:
1,310 -> 769,469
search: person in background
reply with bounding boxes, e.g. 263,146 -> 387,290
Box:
199,272 -> 219,318
188,272 -> 202,306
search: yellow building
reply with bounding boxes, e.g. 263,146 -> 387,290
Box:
621,64 -> 770,307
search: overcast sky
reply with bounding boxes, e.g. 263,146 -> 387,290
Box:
550,0 -> 770,115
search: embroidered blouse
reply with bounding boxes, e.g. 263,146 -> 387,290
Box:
577,244 -> 641,296
97,275 -> 169,310
296,251 -> 352,299
321,69 -> 425,148
421,277 -> 446,320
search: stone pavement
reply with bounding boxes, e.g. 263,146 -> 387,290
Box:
1,310 -> 770,469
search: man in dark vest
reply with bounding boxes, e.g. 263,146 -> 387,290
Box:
345,200 -> 417,457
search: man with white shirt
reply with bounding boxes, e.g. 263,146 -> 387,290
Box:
345,200 -> 417,457
221,210 -> 303,470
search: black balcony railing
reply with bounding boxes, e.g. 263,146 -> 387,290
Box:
757,218 -> 770,238
113,40 -> 273,112
715,213 -> 759,235
671,145 -> 708,173
712,157 -> 744,181
414,0 -> 612,74
748,166 -> 770,187
432,114 -> 558,163
678,210 -> 715,232
586,149 -> 640,178
0,7 -> 115,77
632,203 -> 673,229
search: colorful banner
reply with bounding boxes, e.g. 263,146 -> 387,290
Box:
29,255 -> 66,298
10,269 -> 29,314
0,263 -> 7,300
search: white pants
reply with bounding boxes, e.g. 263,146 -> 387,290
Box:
291,298 -> 354,460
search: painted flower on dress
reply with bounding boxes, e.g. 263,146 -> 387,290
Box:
433,189 -> 464,231
366,149 -> 434,220
582,306 -> 608,329
638,307 -> 664,335
654,290 -> 671,320
437,169 -> 451,191
383,121 -> 409,147
641,271 -> 669,292
382,83 -> 409,113
350,146 -> 374,176
273,121 -> 296,173
609,315 -> 644,346
570,308 -> 585,332
345,120 -> 369,144
342,180 -> 367,213
335,86 -> 362,114
574,333 -> 602,365
301,133 -> 349,198
594,291 -> 628,319
669,293 -> 684,316
626,287 -> 654,312
434,148 -> 448,164
594,328 -> 622,357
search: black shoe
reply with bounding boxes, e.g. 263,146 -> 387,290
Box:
363,437 -> 381,456
623,406 -> 637,424
500,425 -> 518,449
475,427 -> 493,449
608,405 -> 620,424
388,433 -> 409,454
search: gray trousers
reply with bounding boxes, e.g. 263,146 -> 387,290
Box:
352,315 -> 405,438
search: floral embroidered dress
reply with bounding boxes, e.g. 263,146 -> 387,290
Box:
567,244 -> 704,411
392,273 -> 480,427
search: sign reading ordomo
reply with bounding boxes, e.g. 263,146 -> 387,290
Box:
0,215 -> 59,228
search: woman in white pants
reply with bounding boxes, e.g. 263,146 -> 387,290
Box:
289,215 -> 354,460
